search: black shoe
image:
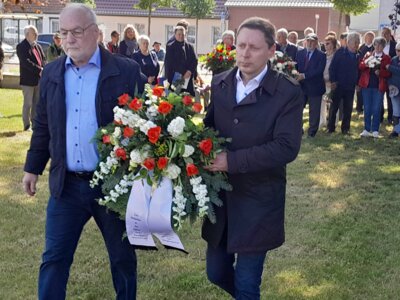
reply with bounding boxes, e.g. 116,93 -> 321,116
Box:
326,129 -> 334,134
342,130 -> 349,135
307,133 -> 316,138
24,125 -> 30,131
389,132 -> 399,139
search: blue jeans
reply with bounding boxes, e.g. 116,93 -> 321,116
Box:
206,243 -> 267,300
362,88 -> 383,132
38,174 -> 137,300
392,95 -> 400,133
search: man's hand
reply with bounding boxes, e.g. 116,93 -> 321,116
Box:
22,172 -> 38,196
331,82 -> 337,91
296,73 -> 305,81
375,70 -> 380,76
148,76 -> 155,84
204,152 -> 228,172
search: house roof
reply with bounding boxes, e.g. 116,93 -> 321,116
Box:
94,0 -> 227,19
3,0 -> 65,14
225,0 -> 333,8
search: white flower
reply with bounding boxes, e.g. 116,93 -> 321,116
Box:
275,51 -> 284,58
163,80 -> 170,89
167,117 -> 185,138
164,163 -> 181,179
139,120 -> 157,135
182,145 -> 195,158
276,62 -> 283,69
130,149 -> 144,164
292,69 -> 299,75
113,127 -> 121,138
146,105 -> 159,119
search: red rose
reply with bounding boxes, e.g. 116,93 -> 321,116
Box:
182,95 -> 193,106
115,148 -> 127,160
158,101 -> 173,115
199,138 -> 213,156
123,126 -> 135,138
129,98 -> 142,111
102,135 -> 111,144
186,163 -> 199,176
192,102 -> 203,113
157,157 -> 168,170
219,56 -> 223,62
228,56 -> 233,61
153,86 -> 164,97
118,93 -> 130,106
147,126 -> 161,144
143,158 -> 155,170
226,46 -> 231,51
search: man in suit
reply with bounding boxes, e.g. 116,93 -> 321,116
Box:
382,27 -> 396,123
328,32 -> 361,134
17,25 -> 46,131
276,28 -> 298,60
22,4 -> 143,299
296,33 -> 326,137
202,17 -> 303,299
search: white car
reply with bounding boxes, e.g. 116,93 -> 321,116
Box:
1,42 -> 16,57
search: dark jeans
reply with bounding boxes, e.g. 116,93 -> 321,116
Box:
206,243 -> 267,300
328,86 -> 355,133
38,174 -> 137,300
304,94 -> 322,136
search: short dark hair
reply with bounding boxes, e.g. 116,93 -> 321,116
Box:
340,32 -> 348,40
111,30 -> 119,37
176,19 -> 189,30
237,17 -> 276,47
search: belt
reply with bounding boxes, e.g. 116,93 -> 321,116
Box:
66,171 -> 95,180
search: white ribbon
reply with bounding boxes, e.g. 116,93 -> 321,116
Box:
125,177 -> 185,251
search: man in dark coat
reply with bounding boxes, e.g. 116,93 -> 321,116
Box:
382,27 -> 396,123
22,4 -> 143,299
295,33 -> 326,137
17,25 -> 46,131
164,25 -> 197,96
328,32 -> 360,134
202,17 -> 303,299
276,27 -> 298,60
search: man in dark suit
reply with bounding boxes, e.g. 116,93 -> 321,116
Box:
328,32 -> 361,134
276,27 -> 298,60
22,4 -> 143,299
295,33 -> 326,137
203,17 -> 303,299
382,27 -> 396,123
17,25 -> 46,131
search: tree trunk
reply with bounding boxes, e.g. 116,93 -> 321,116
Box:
148,5 -> 152,36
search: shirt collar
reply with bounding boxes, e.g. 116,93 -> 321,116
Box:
65,46 -> 101,69
235,63 -> 269,85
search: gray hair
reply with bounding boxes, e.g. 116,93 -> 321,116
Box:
277,28 -> 288,38
138,35 -> 150,46
61,3 -> 97,25
373,36 -> 387,48
24,25 -> 38,37
222,30 -> 235,40
347,32 -> 361,44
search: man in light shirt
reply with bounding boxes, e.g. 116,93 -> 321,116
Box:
202,17 -> 303,299
22,4 -> 143,299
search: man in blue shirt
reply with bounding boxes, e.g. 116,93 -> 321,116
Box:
22,4 -> 143,299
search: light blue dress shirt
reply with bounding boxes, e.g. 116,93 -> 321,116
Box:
65,47 -> 101,172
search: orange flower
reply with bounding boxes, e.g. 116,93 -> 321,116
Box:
192,102 -> 203,113
118,93 -> 130,106
147,126 -> 161,144
143,158 -> 155,170
186,163 -> 199,176
115,148 -> 127,160
157,157 -> 168,170
123,127 -> 135,138
129,98 -> 142,111
158,101 -> 173,115
182,95 -> 193,106
102,135 -> 111,144
152,86 -> 164,97
199,138 -> 213,156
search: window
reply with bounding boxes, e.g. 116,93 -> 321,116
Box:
50,18 -> 59,33
212,26 -> 221,46
135,23 -> 145,35
187,26 -> 196,45
166,25 -> 174,42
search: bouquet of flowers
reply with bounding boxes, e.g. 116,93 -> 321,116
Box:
270,51 -> 299,78
364,54 -> 381,70
90,84 -> 232,229
199,44 -> 236,74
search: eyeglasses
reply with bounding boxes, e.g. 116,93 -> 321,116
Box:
60,23 -> 96,39
325,43 -> 331,46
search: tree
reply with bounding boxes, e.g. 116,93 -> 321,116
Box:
176,0 -> 215,53
70,0 -> 95,8
329,0 -> 374,33
135,0 -> 173,36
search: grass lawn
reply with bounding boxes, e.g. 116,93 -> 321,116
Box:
1,88 -> 400,299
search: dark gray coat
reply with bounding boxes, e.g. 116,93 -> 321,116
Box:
202,66 -> 303,253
